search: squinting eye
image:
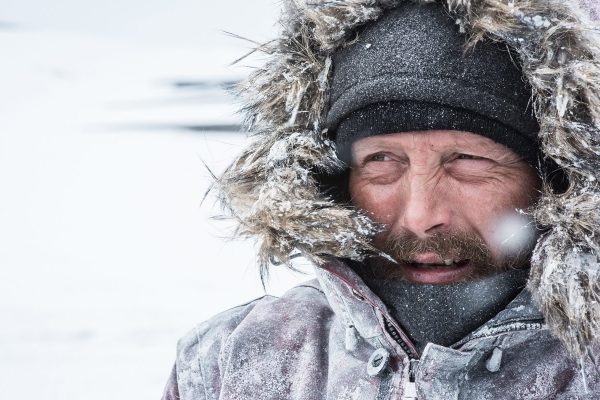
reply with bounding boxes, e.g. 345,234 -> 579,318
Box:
367,153 -> 392,162
456,154 -> 485,161
446,153 -> 495,178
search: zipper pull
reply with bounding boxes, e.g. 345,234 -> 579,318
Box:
402,359 -> 419,399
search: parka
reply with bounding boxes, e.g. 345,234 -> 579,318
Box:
163,0 -> 600,398
165,258 -> 600,399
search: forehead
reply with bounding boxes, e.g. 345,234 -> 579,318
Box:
351,130 -> 511,153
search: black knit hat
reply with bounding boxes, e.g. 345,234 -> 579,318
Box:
325,1 -> 540,166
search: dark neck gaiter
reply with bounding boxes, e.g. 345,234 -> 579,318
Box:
355,266 -> 529,352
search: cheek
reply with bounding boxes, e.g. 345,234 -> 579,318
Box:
460,189 -> 507,248
458,176 -> 540,256
348,177 -> 401,225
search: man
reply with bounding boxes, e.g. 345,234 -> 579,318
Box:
163,0 -> 600,398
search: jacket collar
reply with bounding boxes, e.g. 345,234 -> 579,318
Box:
315,257 -> 545,355
315,257 -> 390,340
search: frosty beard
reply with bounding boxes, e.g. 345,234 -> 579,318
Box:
366,230 -> 534,283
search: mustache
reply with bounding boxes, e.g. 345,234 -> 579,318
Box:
381,230 -> 493,265
364,231 -> 500,281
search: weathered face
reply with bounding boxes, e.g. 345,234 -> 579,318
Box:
349,130 -> 541,284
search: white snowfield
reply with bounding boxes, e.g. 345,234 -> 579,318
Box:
0,2 -> 311,399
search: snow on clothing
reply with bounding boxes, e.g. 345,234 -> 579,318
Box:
327,2 -> 541,167
163,258 -> 600,399
163,0 -> 600,397
214,0 -> 600,361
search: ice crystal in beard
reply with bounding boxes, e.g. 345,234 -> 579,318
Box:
365,229 -> 532,281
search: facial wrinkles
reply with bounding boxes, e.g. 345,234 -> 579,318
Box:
402,136 -> 492,235
455,154 -> 527,185
394,153 -> 449,233
407,146 -> 446,193
349,131 -> 543,283
396,134 -> 512,186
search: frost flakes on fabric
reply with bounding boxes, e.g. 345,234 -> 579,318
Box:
216,0 -> 600,360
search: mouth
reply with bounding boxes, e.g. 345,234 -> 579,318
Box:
406,259 -> 470,268
398,257 -> 473,284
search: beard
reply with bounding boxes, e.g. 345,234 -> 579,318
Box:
365,230 -> 533,282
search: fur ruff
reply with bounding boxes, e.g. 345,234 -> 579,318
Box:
216,0 -> 600,360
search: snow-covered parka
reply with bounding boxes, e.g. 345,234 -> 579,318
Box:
168,258 -> 600,399
213,0 -> 600,361
164,0 -> 600,398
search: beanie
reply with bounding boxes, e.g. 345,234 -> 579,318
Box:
325,1 -> 540,166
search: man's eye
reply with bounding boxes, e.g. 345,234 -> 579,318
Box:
366,153 -> 391,162
455,154 -> 484,161
446,153 -> 496,179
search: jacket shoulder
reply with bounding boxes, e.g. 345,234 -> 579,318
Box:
177,280 -> 326,353
174,280 -> 329,399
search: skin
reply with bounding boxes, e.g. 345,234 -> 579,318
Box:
349,130 -> 541,284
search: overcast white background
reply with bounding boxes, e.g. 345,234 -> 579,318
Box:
0,1 -> 313,398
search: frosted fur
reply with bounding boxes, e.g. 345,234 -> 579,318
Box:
216,0 -> 600,359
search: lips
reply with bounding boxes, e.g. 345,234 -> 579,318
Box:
407,259 -> 470,268
398,256 -> 474,284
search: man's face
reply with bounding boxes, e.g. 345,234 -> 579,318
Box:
349,130 -> 541,285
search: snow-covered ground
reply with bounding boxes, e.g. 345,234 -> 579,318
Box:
0,2 -> 313,399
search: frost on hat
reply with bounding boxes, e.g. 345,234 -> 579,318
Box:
325,2 -> 540,165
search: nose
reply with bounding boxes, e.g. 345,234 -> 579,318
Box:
399,172 -> 452,239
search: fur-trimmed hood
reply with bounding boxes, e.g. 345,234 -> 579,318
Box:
216,0 -> 600,361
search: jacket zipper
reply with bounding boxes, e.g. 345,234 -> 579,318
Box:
382,317 -> 419,359
324,267 -> 423,397
401,359 -> 419,400
382,317 -> 420,399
